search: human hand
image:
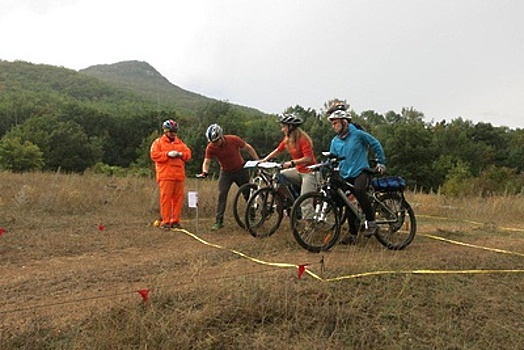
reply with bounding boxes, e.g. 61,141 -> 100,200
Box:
168,151 -> 182,158
376,164 -> 386,174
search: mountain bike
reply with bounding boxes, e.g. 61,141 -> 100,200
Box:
244,162 -> 301,238
290,153 -> 416,253
232,161 -> 273,230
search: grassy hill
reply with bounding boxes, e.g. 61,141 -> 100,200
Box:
0,59 -> 267,136
79,60 -> 266,118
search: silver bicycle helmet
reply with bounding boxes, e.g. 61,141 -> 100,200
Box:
206,123 -> 223,142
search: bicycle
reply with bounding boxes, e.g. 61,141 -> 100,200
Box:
290,153 -> 416,253
244,162 -> 301,238
232,160 -> 273,230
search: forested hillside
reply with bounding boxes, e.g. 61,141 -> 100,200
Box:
0,59 -> 523,195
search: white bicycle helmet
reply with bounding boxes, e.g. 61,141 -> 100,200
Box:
206,123 -> 223,142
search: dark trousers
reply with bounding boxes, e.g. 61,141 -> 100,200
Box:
346,172 -> 374,235
216,167 -> 250,223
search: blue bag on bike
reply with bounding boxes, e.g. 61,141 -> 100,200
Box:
371,176 -> 406,192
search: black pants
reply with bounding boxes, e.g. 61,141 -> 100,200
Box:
346,172 -> 374,235
216,167 -> 250,223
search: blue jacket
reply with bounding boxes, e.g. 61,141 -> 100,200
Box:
329,123 -> 386,179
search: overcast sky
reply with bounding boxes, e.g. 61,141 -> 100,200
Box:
1,0 -> 523,129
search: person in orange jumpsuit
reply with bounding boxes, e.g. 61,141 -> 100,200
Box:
150,119 -> 192,229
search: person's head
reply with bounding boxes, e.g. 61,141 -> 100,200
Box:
328,110 -> 351,136
162,119 -> 179,140
206,123 -> 224,144
278,113 -> 303,136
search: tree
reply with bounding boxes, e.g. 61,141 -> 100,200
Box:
5,115 -> 102,172
0,136 -> 44,172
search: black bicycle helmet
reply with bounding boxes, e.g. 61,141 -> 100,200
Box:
278,113 -> 303,126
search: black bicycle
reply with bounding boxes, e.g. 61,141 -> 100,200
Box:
232,161 -> 273,230
290,153 -> 416,253
244,162 -> 300,238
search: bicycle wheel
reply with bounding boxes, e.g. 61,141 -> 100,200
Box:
373,192 -> 416,250
233,182 -> 259,229
245,187 -> 284,238
290,192 -> 341,253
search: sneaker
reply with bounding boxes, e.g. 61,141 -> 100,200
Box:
363,221 -> 378,237
211,221 -> 224,231
339,234 -> 358,245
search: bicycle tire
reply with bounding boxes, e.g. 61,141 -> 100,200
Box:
373,192 -> 416,250
290,192 -> 341,253
232,182 -> 259,229
245,187 -> 284,238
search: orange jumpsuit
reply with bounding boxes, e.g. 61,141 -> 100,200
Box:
150,134 -> 192,226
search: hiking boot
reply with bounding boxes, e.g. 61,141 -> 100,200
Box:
160,222 -> 171,230
171,223 -> 183,229
363,221 -> 378,237
339,234 -> 358,245
211,221 -> 224,231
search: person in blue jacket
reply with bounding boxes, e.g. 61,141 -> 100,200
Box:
327,106 -> 386,243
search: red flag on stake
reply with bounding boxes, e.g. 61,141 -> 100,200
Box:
138,289 -> 150,302
297,264 -> 309,279
97,224 -> 105,231
0,227 -> 5,236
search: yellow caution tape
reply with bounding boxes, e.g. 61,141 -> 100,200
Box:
171,227 -> 524,283
419,233 -> 524,257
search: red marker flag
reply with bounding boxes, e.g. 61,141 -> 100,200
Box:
0,227 -> 5,236
138,289 -> 150,302
97,224 -> 105,231
297,264 -> 309,279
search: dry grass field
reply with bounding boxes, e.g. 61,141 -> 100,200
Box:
1,171 -> 523,349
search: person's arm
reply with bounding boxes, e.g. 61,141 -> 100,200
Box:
260,148 -> 280,162
201,158 -> 211,174
292,137 -> 313,166
361,131 -> 386,173
242,142 -> 259,160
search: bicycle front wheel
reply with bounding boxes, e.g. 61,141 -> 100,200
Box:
373,192 -> 416,250
290,192 -> 341,253
233,182 -> 259,229
245,187 -> 284,238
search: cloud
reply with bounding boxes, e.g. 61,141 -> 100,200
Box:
1,0 -> 522,128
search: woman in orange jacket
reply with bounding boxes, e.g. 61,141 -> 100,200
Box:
150,119 -> 192,229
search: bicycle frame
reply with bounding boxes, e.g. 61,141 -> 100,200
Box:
243,162 -> 301,238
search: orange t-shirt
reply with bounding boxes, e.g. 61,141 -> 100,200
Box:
276,136 -> 316,173
205,135 -> 247,173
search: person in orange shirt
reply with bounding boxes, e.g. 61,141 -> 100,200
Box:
260,113 -> 318,202
198,124 -> 259,231
150,119 -> 192,229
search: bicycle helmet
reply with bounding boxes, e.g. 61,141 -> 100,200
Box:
327,109 -> 352,121
326,100 -> 349,116
206,123 -> 223,143
278,113 -> 303,126
162,119 -> 179,132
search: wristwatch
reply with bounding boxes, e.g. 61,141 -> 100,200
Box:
291,160 -> 295,167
